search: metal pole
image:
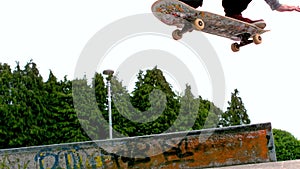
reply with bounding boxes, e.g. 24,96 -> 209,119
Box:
107,79 -> 113,139
103,69 -> 114,140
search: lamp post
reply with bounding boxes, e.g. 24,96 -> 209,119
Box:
103,69 -> 114,139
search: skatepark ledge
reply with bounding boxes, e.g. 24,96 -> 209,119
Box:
0,123 -> 276,168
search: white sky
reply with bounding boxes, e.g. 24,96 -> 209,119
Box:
1,0 -> 300,138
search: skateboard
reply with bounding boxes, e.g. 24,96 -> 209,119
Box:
151,0 -> 270,52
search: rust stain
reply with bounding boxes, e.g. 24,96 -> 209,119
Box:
115,129 -> 270,168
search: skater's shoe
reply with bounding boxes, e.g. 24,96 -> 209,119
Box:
227,14 -> 266,29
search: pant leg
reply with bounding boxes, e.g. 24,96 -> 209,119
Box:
222,0 -> 252,16
179,0 -> 203,8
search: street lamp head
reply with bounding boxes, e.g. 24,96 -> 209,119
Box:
103,69 -> 114,76
103,69 -> 114,80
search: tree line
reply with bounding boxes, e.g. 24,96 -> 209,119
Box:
0,61 -> 299,161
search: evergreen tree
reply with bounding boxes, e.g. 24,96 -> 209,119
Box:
0,62 -> 100,146
175,84 -> 199,131
129,67 -> 180,135
0,63 -> 14,148
220,89 -> 250,127
94,72 -> 107,113
56,76 -> 89,143
43,70 -> 61,144
194,97 -> 222,129
109,76 -> 137,137
8,61 -> 47,147
72,77 -> 103,141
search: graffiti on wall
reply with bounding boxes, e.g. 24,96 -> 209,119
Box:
34,145 -> 118,169
0,123 -> 276,169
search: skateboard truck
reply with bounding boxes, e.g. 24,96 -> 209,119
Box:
231,33 -> 262,52
172,19 -> 205,40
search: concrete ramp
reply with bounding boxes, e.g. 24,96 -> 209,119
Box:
0,123 -> 276,168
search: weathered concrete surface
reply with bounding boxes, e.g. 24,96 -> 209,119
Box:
216,160 -> 300,169
0,123 -> 275,169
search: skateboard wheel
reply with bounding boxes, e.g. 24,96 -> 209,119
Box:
231,43 -> 240,52
172,29 -> 182,40
194,18 -> 205,30
253,34 -> 262,44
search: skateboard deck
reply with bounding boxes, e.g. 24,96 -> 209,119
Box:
151,0 -> 270,52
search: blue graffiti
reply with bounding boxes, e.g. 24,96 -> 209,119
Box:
34,146 -> 104,169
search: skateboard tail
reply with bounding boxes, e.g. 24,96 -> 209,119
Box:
152,0 -> 203,30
